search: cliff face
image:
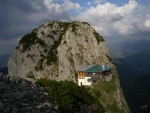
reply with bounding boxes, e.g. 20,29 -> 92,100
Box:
8,21 -> 129,113
8,21 -> 109,81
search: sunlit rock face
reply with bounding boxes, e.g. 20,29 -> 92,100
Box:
8,21 -> 109,81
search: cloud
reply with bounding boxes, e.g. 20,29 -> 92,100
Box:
44,0 -> 80,15
77,0 -> 150,41
0,0 -> 81,54
0,0 -> 47,39
0,0 -> 150,55
0,0 -> 81,38
87,2 -> 92,6
144,20 -> 150,28
0,37 -> 21,55
93,0 -> 106,4
0,0 -> 81,40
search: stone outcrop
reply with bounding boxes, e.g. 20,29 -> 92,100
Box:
0,76 -> 57,113
8,21 -> 109,81
0,76 -> 96,113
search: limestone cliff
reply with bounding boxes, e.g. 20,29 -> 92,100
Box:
8,21 -> 129,113
8,21 -> 108,81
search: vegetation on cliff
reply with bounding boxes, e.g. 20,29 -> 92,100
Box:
90,74 -> 129,113
16,21 -> 104,54
15,21 -> 105,72
16,32 -> 46,52
36,79 -> 105,113
93,30 -> 105,44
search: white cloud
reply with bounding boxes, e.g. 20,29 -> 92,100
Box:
87,2 -> 92,6
144,20 -> 150,28
43,0 -> 80,15
1,0 -> 150,55
93,0 -> 105,4
31,2 -> 42,10
43,0 -> 53,8
76,0 -> 150,37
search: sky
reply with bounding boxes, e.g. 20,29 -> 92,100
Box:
0,0 -> 150,55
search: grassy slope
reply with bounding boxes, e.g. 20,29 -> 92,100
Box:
90,72 -> 129,113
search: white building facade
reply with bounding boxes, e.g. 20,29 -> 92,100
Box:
77,65 -> 111,86
78,76 -> 92,86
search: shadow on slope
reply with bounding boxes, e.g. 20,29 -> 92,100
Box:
124,75 -> 150,113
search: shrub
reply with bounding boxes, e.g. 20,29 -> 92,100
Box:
106,55 -> 112,62
18,32 -> 46,52
36,79 -> 105,113
93,31 -> 105,44
71,23 -> 79,32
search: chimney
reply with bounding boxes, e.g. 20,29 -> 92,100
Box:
102,65 -> 105,71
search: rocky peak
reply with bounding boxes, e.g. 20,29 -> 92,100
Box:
7,21 -> 130,113
8,21 -> 109,81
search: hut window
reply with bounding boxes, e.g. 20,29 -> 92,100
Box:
87,78 -> 92,82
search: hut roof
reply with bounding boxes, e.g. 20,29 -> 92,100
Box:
77,65 -> 111,73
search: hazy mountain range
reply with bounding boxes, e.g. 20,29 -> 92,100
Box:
109,39 -> 150,85
0,54 -> 9,74
0,54 -> 10,68
109,39 -> 150,113
124,74 -> 150,113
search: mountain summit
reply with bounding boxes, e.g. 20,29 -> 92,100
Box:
8,21 -> 108,81
8,21 -> 129,112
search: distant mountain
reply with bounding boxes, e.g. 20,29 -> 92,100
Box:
113,58 -> 142,87
124,75 -> 150,113
109,39 -> 150,113
109,39 -> 150,85
120,39 -> 150,53
0,54 -> 10,68
109,39 -> 150,58
0,67 -> 8,75
113,52 -> 150,87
